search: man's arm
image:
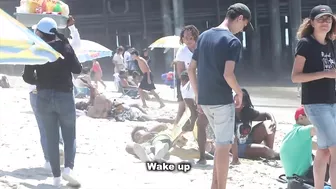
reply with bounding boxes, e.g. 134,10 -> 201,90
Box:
22,65 -> 37,85
67,16 -> 81,51
223,39 -> 243,97
176,61 -> 186,78
224,61 -> 242,96
188,59 -> 198,102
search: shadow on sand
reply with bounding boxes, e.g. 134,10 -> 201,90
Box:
0,168 -> 50,181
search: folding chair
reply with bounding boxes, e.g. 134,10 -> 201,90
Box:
118,81 -> 139,98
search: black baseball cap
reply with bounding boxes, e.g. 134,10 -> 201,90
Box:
228,3 -> 254,31
310,5 -> 333,20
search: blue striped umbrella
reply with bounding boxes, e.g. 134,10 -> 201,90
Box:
73,40 -> 113,63
0,8 -> 61,65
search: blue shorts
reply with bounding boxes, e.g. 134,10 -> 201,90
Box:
201,104 -> 235,145
304,104 -> 336,149
238,137 -> 253,158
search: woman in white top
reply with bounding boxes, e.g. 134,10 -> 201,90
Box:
29,16 -> 81,171
113,46 -> 125,74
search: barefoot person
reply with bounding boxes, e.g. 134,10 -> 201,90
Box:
174,25 -> 199,124
91,59 -> 107,89
22,17 -> 82,187
188,3 -> 253,189
179,71 -> 209,164
232,89 -> 279,163
291,5 -> 336,189
130,49 -> 165,108
27,16 -> 80,172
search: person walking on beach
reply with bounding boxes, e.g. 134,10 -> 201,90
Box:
113,46 -> 125,74
291,5 -> 336,189
173,25 -> 209,164
188,3 -> 253,189
130,49 -> 165,108
28,16 -> 80,171
91,59 -> 107,89
22,17 -> 82,187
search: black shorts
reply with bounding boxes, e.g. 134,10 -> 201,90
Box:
176,79 -> 183,102
139,72 -> 156,91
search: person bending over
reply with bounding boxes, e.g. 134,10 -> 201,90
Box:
280,106 -> 330,189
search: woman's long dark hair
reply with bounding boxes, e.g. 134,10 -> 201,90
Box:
242,88 -> 253,108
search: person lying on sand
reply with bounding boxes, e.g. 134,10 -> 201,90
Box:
280,106 -> 330,188
111,100 -> 174,123
126,124 -> 215,162
232,89 -> 279,164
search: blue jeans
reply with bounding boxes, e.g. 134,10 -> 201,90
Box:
304,104 -> 336,149
30,92 -> 63,162
35,89 -> 77,177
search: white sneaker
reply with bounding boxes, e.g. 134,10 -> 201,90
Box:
133,143 -> 152,162
53,177 -> 62,188
154,143 -> 169,160
59,144 -> 64,167
43,161 -> 51,171
62,167 -> 80,187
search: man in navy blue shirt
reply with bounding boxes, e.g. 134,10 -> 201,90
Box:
188,3 -> 253,189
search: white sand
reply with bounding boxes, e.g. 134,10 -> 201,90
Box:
0,76 -> 296,189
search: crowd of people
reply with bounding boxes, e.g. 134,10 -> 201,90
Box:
14,1 -> 336,189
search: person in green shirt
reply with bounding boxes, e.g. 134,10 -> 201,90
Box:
280,106 -> 330,188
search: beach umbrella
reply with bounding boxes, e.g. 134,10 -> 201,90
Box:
149,36 -> 182,98
74,40 -> 113,63
0,8 -> 62,65
148,35 -> 181,50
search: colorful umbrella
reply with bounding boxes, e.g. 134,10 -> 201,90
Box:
0,8 -> 62,65
74,40 -> 113,63
148,35 -> 181,50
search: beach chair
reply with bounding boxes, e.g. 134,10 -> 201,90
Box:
74,85 -> 90,98
118,81 -> 139,98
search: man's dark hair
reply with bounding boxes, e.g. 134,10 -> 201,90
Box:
81,67 -> 90,74
131,126 -> 148,142
117,46 -> 124,53
119,70 -> 127,75
130,49 -> 139,56
125,45 -> 131,51
179,25 -> 200,45
180,71 -> 189,82
242,88 -> 253,108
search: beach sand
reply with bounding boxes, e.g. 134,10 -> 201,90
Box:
0,76 -> 299,189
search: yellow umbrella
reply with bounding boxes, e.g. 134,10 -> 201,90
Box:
148,35 -> 181,50
0,8 -> 62,65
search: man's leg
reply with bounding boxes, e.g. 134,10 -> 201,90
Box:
197,112 -> 208,164
138,88 -> 148,108
150,90 -> 165,108
36,90 -> 61,185
55,92 -> 79,186
30,92 -> 49,163
201,104 -> 235,189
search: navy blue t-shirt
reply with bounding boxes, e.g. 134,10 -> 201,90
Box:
192,28 -> 242,105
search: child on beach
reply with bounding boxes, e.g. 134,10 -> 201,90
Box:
280,106 -> 330,188
91,59 -> 107,89
130,49 -> 165,108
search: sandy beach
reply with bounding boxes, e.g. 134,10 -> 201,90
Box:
0,76 -> 300,189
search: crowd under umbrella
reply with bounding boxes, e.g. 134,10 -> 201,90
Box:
0,8 -> 62,65
148,35 -> 182,98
